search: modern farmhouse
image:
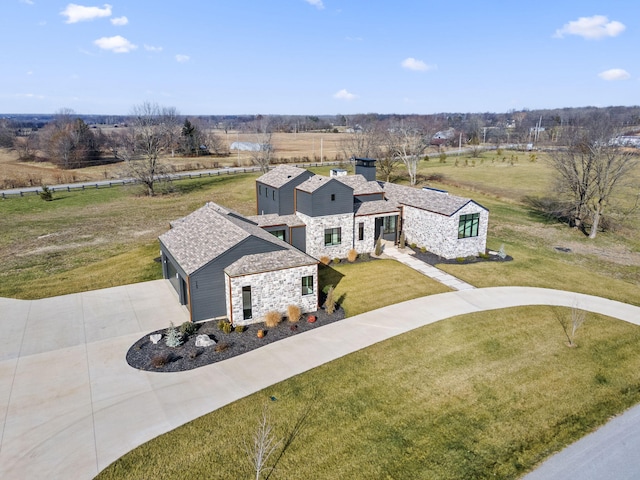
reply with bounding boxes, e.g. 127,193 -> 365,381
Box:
159,159 -> 488,324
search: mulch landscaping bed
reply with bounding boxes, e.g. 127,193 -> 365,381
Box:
409,248 -> 513,265
126,307 -> 345,373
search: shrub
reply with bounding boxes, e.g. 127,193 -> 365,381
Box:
456,257 -> 466,263
479,252 -> 490,260
264,311 -> 282,328
214,342 -> 230,353
235,325 -> 245,333
347,249 -> 358,262
360,252 -> 370,261
319,256 -> 331,265
165,322 -> 183,347
150,352 -> 172,368
420,247 -> 426,253
217,319 -> 227,330
188,349 -> 201,360
333,257 -> 341,264
324,286 -> 336,315
39,185 -> 53,201
287,305 -> 301,323
374,238 -> 382,256
179,321 -> 198,337
222,322 -> 232,334
439,152 -> 447,163
410,243 -> 417,249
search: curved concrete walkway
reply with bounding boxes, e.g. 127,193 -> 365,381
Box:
0,282 -> 639,479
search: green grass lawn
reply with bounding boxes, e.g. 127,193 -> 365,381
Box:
96,306 -> 640,480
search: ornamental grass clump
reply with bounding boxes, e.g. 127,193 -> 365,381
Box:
287,304 -> 301,323
264,311 -> 282,328
347,249 -> 358,262
324,286 -> 336,315
319,256 -> 330,265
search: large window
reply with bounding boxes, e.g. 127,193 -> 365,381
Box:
383,216 -> 397,234
324,227 -> 341,246
302,275 -> 314,296
458,213 -> 480,238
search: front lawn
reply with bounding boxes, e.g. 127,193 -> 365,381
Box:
97,306 -> 640,479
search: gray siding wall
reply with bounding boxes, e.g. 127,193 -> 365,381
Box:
189,237 -> 283,322
296,181 -> 353,217
290,225 -> 306,251
355,192 -> 384,202
256,181 -> 279,215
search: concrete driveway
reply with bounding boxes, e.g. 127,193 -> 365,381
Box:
1,282 -> 639,479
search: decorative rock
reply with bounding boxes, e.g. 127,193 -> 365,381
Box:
150,334 -> 162,344
195,334 -> 216,347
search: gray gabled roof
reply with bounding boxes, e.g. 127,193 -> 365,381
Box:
296,175 -> 354,194
335,174 -> 383,195
246,213 -> 306,228
159,202 -> 315,275
354,199 -> 401,216
256,164 -> 312,189
225,249 -> 316,277
381,182 -> 484,216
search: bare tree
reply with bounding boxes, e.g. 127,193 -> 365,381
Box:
389,123 -> 429,186
339,124 -> 382,160
116,102 -> 177,196
548,111 -> 638,237
248,116 -> 275,174
39,109 -> 101,169
555,302 -> 587,347
244,407 -> 282,480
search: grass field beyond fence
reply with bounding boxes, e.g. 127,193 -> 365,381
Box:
96,306 -> 640,480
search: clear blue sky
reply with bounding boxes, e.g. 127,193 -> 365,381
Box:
1,1 -> 638,115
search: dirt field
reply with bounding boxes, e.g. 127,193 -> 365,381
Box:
0,131 -> 347,188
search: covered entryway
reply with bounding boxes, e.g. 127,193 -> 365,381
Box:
375,215 -> 399,242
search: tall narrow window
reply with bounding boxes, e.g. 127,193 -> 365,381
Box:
358,222 -> 364,241
272,190 -> 275,200
259,185 -> 262,195
330,193 -> 336,201
242,286 -> 252,320
458,213 -> 480,238
302,275 -> 314,295
324,227 -> 341,246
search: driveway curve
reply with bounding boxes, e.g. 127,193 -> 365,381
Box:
0,282 -> 638,479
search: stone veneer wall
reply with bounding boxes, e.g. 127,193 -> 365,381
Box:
402,203 -> 488,259
295,212 -> 354,259
225,264 -> 318,325
353,215 -> 380,254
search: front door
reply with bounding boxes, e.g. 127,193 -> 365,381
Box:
242,286 -> 252,320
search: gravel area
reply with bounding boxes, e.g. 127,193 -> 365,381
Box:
409,248 -> 513,265
126,307 -> 345,373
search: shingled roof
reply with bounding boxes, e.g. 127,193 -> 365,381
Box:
256,164 -> 312,189
225,249 -> 316,277
380,182 -> 483,216
335,174 -> 383,196
159,202 -> 315,275
246,213 -> 306,228
354,198 -> 401,216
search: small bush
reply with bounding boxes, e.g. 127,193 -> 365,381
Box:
264,311 -> 282,328
333,257 -> 341,264
188,349 -> 201,360
320,256 -> 331,265
479,252 -> 490,260
322,284 -> 333,295
150,352 -> 172,368
214,342 -> 230,353
39,185 -> 53,201
324,286 -> 336,315
222,322 -> 232,334
234,325 -> 245,333
410,243 -> 417,249
179,321 -> 198,337
165,322 -> 183,347
347,249 -> 358,263
360,252 -> 370,261
374,238 -> 382,256
217,319 -> 227,330
420,247 -> 426,253
456,257 -> 466,263
287,305 -> 301,323
439,152 -> 447,163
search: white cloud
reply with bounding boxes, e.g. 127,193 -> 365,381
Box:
16,93 -> 45,100
304,0 -> 324,10
20,0 -> 35,5
144,44 -> 163,52
175,54 -> 190,63
401,57 -> 435,72
333,89 -> 358,101
598,68 -> 631,81
93,35 -> 137,53
61,3 -> 112,24
111,16 -> 128,26
554,15 -> 625,39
